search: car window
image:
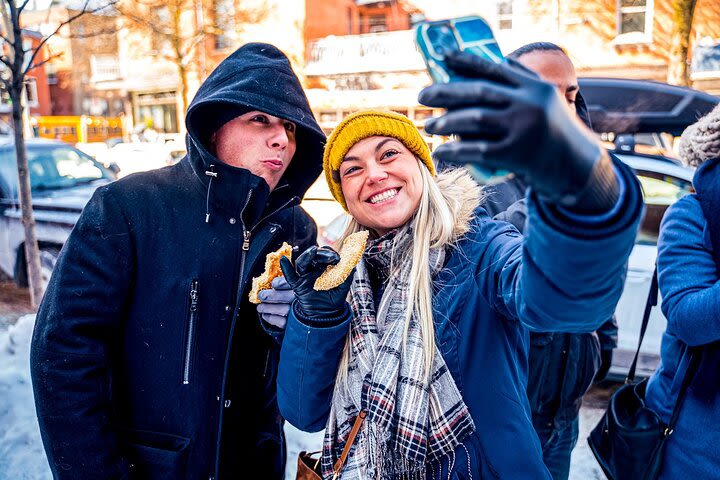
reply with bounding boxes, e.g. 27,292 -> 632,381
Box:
0,149 -> 16,198
27,145 -> 113,191
635,170 -> 693,245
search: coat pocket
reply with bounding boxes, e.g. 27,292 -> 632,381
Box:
124,429 -> 191,480
182,279 -> 199,385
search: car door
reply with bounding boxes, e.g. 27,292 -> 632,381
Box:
0,147 -> 19,278
611,165 -> 694,377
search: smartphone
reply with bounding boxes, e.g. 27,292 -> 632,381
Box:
414,15 -> 505,84
415,16 -> 509,179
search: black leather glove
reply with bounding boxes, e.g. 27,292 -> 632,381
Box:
419,51 -> 618,212
595,348 -> 614,383
279,246 -> 353,321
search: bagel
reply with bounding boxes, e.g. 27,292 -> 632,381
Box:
314,230 -> 369,291
249,242 -> 293,304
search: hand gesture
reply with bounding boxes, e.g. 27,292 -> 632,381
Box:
419,51 -> 605,207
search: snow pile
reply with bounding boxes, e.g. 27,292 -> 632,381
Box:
0,314 -> 51,479
284,423 -> 323,480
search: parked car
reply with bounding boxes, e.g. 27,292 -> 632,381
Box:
580,77 -> 718,378
101,141 -> 184,178
0,138 -> 116,289
306,78 -> 718,380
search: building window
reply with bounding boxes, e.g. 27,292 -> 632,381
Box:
618,0 -> 653,36
347,7 -> 353,35
214,0 -> 235,50
24,78 -> 38,108
497,0 -> 513,30
46,62 -> 58,85
368,15 -> 387,33
0,78 -> 38,110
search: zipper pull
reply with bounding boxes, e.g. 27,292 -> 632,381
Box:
242,230 -> 251,251
190,280 -> 198,312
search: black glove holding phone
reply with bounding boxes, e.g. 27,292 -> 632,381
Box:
419,51 -> 619,213
279,246 -> 352,322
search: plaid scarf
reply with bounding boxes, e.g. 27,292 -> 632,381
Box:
322,228 -> 475,479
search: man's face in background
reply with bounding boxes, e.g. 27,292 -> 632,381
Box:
516,50 -> 579,113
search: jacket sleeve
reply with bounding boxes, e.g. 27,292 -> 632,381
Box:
276,305 -> 351,432
30,186 -> 133,479
596,316 -> 619,350
657,195 -> 720,346
479,157 -> 643,333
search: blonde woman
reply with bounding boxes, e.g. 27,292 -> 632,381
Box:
277,55 -> 643,479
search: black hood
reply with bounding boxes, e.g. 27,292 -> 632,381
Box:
185,43 -> 325,203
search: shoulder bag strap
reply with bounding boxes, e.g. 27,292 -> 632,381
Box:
627,265 -> 659,383
664,347 -> 701,436
331,410 -> 367,479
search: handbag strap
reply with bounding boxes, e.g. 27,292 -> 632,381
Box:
627,265 -> 659,382
626,265 -> 701,437
664,348 -> 701,437
331,410 -> 367,479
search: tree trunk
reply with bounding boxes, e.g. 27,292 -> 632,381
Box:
667,0 -> 698,86
179,61 -> 189,116
11,82 -> 43,307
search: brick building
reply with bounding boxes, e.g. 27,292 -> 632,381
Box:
0,29 -> 52,129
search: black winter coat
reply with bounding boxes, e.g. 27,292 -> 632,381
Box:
482,175 -> 618,430
30,43 -> 325,480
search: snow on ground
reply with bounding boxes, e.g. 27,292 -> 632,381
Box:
1,313 -> 606,479
0,314 -> 51,479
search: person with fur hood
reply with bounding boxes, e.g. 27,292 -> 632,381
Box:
643,103 -> 720,479
275,51 -> 644,480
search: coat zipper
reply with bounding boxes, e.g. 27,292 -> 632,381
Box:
213,192 -> 301,476
182,279 -> 199,385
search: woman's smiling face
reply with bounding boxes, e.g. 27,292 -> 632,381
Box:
338,136 -> 424,235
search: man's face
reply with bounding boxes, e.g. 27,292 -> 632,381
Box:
516,50 -> 579,112
211,110 -> 297,191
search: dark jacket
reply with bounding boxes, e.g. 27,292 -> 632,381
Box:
30,43 -> 325,480
482,174 -> 618,430
646,157 -> 720,479
278,160 -> 643,479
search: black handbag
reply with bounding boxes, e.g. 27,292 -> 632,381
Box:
588,267 -> 700,480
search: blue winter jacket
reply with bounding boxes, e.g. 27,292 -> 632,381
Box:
646,195 -> 720,479
278,158 -> 643,479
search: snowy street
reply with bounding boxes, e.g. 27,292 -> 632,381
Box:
2,313 -> 607,479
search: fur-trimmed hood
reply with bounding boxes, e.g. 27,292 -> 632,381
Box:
679,103 -> 720,167
435,168 -> 483,239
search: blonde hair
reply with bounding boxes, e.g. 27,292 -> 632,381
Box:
336,160 -> 480,383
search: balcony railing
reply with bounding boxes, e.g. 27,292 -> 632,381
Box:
691,42 -> 720,79
90,55 -> 121,83
305,29 -> 425,76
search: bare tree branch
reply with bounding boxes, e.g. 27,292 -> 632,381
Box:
65,26 -> 121,39
0,31 -> 12,45
23,0 -> 119,76
0,55 -> 12,69
17,0 -> 33,14
26,52 -> 64,72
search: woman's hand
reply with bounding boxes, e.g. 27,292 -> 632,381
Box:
419,51 -> 612,210
279,246 -> 353,320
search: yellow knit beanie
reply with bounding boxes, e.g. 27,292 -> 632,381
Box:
323,110 -> 435,210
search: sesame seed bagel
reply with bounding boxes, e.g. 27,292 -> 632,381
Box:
314,230 -> 369,291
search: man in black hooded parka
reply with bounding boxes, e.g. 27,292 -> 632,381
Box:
30,43 -> 325,480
